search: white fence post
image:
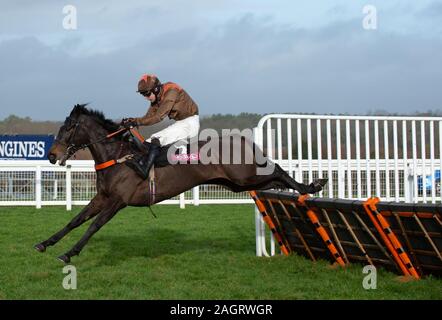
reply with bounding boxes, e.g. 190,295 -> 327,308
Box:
193,186 -> 200,206
35,165 -> 42,209
253,125 -> 276,257
255,206 -> 262,256
406,162 -> 414,202
66,164 -> 72,211
53,179 -> 58,200
179,192 -> 185,209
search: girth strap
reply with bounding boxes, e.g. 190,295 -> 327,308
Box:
94,154 -> 134,171
95,160 -> 117,171
93,128 -> 143,172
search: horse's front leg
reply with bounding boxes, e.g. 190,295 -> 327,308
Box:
34,193 -> 108,252
57,199 -> 126,263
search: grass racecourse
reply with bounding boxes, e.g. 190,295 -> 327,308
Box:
0,204 -> 441,300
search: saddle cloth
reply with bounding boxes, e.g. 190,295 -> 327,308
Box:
153,141 -> 203,167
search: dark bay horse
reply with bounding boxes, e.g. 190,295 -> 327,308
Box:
34,104 -> 327,263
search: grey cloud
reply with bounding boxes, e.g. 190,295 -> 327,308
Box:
0,13 -> 441,121
419,1 -> 442,18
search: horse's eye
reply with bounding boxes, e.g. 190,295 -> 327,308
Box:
66,122 -> 76,131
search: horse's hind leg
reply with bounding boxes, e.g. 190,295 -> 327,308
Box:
57,199 -> 126,264
272,164 -> 328,194
34,193 -> 107,252
234,163 -> 327,194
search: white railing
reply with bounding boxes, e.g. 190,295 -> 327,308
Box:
0,160 -> 253,210
253,114 -> 442,257
2,114 -> 441,259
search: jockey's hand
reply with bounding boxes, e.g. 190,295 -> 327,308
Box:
121,118 -> 137,129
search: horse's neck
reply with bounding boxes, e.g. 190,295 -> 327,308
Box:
87,128 -> 123,164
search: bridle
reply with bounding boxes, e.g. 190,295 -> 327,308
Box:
57,122 -> 82,159
56,119 -> 128,163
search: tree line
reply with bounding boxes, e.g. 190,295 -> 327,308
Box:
1,110 -> 440,135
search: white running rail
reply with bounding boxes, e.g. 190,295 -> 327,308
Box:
0,160 -> 253,210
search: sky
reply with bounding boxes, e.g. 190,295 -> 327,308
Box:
0,0 -> 441,120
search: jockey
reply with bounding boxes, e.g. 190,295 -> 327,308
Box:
122,74 -> 200,179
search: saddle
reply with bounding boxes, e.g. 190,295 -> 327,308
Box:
126,128 -> 203,168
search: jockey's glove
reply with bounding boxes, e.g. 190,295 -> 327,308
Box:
121,118 -> 138,128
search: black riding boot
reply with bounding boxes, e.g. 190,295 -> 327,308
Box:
126,139 -> 161,179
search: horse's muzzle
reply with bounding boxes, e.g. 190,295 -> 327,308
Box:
48,153 -> 57,164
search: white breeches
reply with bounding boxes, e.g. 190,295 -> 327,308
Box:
146,115 -> 200,145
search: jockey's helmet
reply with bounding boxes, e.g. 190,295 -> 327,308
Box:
137,74 -> 161,96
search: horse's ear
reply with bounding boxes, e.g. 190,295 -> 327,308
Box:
70,103 -> 88,117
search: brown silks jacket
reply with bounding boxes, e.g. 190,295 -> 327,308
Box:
135,82 -> 199,126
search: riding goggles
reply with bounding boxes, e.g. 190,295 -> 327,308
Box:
140,90 -> 152,97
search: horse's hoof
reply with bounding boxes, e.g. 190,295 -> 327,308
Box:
57,254 -> 70,264
34,243 -> 46,253
310,178 -> 328,193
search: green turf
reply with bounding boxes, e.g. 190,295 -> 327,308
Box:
0,204 -> 440,300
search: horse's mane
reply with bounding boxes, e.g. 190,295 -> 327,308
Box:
67,104 -> 120,132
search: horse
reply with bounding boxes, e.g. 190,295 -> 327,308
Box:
34,104 -> 327,263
